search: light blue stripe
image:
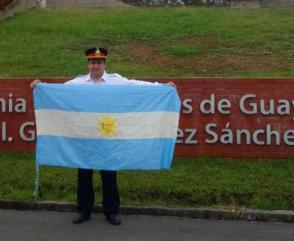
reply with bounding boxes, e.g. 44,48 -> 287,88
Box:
34,84 -> 180,113
36,136 -> 175,170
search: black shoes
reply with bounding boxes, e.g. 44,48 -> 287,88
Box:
73,212 -> 90,224
73,212 -> 121,225
106,214 -> 121,225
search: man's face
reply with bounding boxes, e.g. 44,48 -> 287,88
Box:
88,58 -> 105,75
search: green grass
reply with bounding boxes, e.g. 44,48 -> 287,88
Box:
1,152 -> 294,210
0,7 -> 293,77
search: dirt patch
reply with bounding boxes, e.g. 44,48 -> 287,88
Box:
117,38 -> 294,75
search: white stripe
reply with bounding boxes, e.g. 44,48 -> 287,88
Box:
35,109 -> 179,140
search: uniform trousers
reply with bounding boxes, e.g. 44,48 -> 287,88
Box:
77,169 -> 120,216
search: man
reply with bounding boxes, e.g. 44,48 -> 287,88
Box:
31,46 -> 176,226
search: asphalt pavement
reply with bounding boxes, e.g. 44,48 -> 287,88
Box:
0,209 -> 293,241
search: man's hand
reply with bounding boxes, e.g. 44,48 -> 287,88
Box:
167,81 -> 177,89
30,79 -> 42,89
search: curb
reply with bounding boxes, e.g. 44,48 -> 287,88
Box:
1,199 -> 294,223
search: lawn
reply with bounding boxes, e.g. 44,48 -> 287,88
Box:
0,152 -> 293,210
0,7 -> 293,77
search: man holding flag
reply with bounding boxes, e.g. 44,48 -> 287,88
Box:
31,47 -> 178,226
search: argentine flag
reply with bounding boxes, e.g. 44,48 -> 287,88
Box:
34,84 -> 181,170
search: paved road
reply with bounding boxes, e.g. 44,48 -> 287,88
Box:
0,209 -> 293,241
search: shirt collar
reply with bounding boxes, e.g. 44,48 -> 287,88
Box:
86,71 -> 108,83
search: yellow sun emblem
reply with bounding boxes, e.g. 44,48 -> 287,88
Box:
98,116 -> 117,137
